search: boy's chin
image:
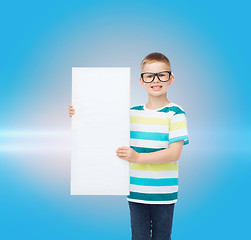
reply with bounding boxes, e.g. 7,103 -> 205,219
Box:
148,92 -> 166,96
148,89 -> 166,94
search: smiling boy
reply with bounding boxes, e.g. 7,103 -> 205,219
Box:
115,52 -> 189,240
68,52 -> 189,240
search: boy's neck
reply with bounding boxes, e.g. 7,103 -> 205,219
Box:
146,96 -> 171,110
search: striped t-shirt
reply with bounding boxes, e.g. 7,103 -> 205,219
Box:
127,102 -> 189,204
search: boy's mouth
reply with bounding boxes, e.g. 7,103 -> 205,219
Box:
151,85 -> 162,90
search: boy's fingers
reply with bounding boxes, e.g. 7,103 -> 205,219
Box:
118,153 -> 126,157
117,147 -> 125,151
117,150 -> 128,154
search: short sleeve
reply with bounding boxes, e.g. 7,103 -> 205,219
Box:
169,110 -> 189,146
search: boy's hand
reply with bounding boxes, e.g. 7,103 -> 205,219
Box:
115,147 -> 139,163
69,104 -> 75,117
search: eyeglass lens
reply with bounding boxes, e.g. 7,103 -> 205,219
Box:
143,72 -> 170,82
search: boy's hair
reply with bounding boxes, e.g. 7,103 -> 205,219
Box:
140,52 -> 171,72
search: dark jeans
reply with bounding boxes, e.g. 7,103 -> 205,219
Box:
128,201 -> 175,240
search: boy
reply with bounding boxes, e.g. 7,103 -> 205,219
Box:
69,52 -> 189,240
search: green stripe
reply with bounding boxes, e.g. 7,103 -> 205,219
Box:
169,135 -> 188,144
127,191 -> 178,201
130,105 -> 186,116
130,115 -> 170,125
130,177 -> 178,186
158,106 -> 185,115
130,162 -> 178,171
130,105 -> 144,110
170,121 -> 187,131
130,131 -> 169,141
130,146 -> 166,153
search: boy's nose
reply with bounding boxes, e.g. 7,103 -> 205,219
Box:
152,74 -> 160,82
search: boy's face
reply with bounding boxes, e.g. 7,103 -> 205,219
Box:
139,61 -> 174,96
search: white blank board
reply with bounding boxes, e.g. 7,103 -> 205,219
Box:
71,67 -> 130,195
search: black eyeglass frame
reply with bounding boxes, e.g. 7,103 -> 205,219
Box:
140,71 -> 172,83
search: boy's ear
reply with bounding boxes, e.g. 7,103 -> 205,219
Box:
169,74 -> 174,85
139,77 -> 144,86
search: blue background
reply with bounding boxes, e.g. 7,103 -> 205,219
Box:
1,0 -> 250,239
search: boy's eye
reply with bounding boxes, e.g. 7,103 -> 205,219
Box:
145,74 -> 153,78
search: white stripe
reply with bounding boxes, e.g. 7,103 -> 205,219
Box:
169,129 -> 188,139
127,198 -> 177,204
130,169 -> 178,178
129,184 -> 178,193
130,138 -> 169,148
170,113 -> 187,123
130,109 -> 175,118
130,123 -> 170,133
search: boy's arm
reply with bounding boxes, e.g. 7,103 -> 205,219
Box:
136,140 -> 184,164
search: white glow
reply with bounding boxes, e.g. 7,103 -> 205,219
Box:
0,130 -> 71,153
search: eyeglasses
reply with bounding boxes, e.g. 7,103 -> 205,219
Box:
141,71 -> 172,83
